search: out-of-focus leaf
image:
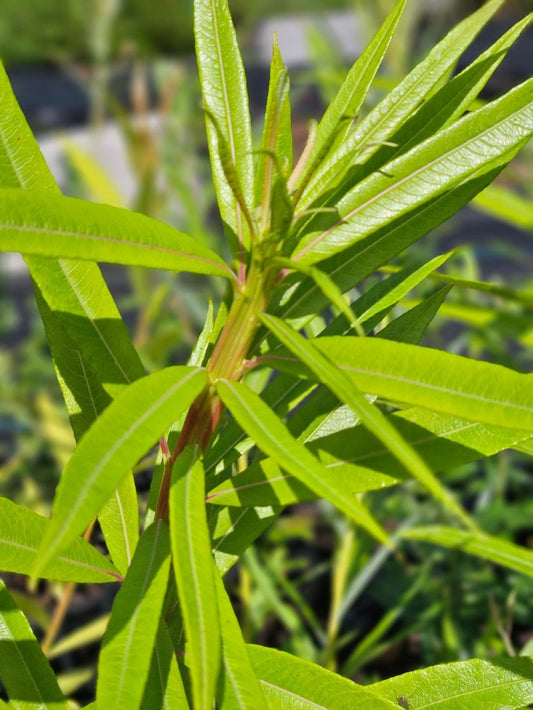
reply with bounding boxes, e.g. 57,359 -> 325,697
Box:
402,527 -> 533,577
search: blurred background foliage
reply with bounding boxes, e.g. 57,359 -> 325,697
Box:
0,0 -> 532,703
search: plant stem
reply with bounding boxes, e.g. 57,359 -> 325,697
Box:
154,251 -> 277,520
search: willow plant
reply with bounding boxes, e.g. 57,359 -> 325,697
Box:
0,0 -> 533,707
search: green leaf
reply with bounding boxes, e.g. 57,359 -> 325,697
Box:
269,336 -> 533,433
98,472 -> 139,575
208,405 -> 527,509
369,13 -> 533,169
247,645 -> 399,709
0,579 -> 69,710
274,168 -> 502,327
261,314 -> 475,530
210,504 -> 282,576
402,527 -> 533,577
370,657 -> 533,709
169,447 -> 221,710
216,379 -> 390,545
195,0 -> 254,262
378,286 -> 452,343
142,620 -> 189,710
255,38 -> 292,204
290,0 -> 406,200
0,189 -> 234,279
292,79 -> 533,265
254,38 -> 292,237
34,366 -> 207,578
298,0 -> 505,208
96,521 -> 171,710
214,570 -> 267,709
0,497 -> 121,583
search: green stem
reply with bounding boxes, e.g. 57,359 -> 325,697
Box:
154,251 -> 277,520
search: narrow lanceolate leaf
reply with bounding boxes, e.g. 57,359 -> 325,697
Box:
274,167 -> 502,328
214,571 -> 267,709
98,473 -> 139,575
291,0 -> 405,199
370,657 -> 533,710
216,379 -> 390,545
97,521 -> 171,710
298,0 -> 505,208
195,0 -> 254,260
254,38 -> 292,235
271,336 -> 533,433
142,621 -> 189,710
378,286 -> 452,344
34,367 -> 207,578
0,580 -> 69,710
0,497 -> 121,583
0,189 -> 234,279
261,314 -> 476,530
374,13 -> 533,166
170,447 -> 221,710
293,79 -> 533,265
248,645 -> 399,709
402,527 -> 533,577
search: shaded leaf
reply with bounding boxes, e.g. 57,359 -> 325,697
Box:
97,521 -> 171,709
142,620 -> 189,710
0,580 -> 69,710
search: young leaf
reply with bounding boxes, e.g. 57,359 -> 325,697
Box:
96,521 -> 171,710
170,447 -> 221,710
268,336 -> 533,433
292,79 -> 533,265
195,0 -> 254,262
142,620 -> 189,710
0,579 -> 69,709
402,527 -> 533,577
214,571 -> 267,709
261,314 -> 476,529
0,497 -> 121,583
216,378 -> 391,545
298,0 -> 505,208
370,657 -> 533,710
254,38 -> 292,235
290,0 -> 406,199
247,644 -> 399,709
33,366 -> 207,578
0,189 -> 234,279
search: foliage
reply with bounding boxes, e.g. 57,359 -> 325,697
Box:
0,0 -> 533,707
